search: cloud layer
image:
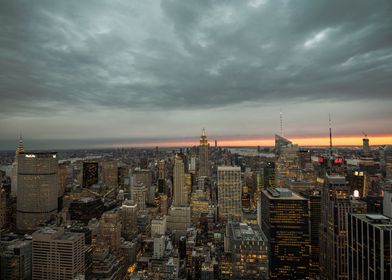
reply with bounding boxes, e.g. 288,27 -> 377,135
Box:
0,0 -> 391,148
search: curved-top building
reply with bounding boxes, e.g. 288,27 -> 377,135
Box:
16,152 -> 58,232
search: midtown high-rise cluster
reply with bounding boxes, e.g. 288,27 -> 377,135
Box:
0,130 -> 392,279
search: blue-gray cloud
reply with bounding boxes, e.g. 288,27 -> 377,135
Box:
0,0 -> 391,147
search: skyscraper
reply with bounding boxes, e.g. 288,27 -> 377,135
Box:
300,190 -> 321,278
362,136 -> 370,155
82,161 -> 98,188
385,146 -> 392,179
217,166 -> 242,221
97,210 -> 122,253
348,214 -> 392,280
263,161 -> 275,189
11,135 -> 24,197
0,240 -> 32,280
319,175 -> 367,280
32,227 -> 85,280
17,152 -> 59,232
198,128 -> 209,177
224,221 -> 269,279
260,188 -> 310,280
173,157 -> 188,207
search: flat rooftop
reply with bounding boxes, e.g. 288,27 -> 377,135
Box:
228,222 -> 267,242
263,188 -> 306,200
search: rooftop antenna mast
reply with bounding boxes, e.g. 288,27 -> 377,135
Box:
280,109 -> 283,137
329,113 -> 333,156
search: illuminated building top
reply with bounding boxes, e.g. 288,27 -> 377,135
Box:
200,128 -> 208,146
16,134 -> 25,156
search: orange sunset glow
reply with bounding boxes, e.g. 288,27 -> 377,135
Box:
107,135 -> 392,148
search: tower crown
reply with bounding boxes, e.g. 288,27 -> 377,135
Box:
200,128 -> 208,146
16,134 -> 25,155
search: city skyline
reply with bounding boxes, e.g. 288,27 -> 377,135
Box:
1,0 -> 392,149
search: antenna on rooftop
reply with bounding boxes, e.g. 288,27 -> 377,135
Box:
280,109 -> 283,137
329,113 -> 333,156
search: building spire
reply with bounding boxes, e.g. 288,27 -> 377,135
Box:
280,109 -> 283,137
329,113 -> 333,157
16,132 -> 25,155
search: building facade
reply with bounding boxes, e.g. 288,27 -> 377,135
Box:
198,129 -> 209,177
224,221 -> 268,279
217,166 -> 242,222
17,152 -> 59,232
348,214 -> 392,280
319,176 -> 367,280
32,227 -> 84,280
260,188 -> 310,280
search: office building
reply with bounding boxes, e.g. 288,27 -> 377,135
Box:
17,152 -> 59,232
32,227 -> 84,280
151,215 -> 167,236
385,146 -> 392,179
224,221 -> 268,279
263,161 -> 275,189
158,160 -> 165,180
69,197 -> 104,222
274,134 -> 292,156
131,168 -> 153,204
120,199 -> 139,240
101,160 -> 119,187
348,214 -> 392,280
319,176 -> 367,280
82,161 -> 99,188
91,249 -> 121,280
97,210 -> 122,253
301,190 -> 321,278
132,182 -> 147,210
275,143 -> 300,187
167,206 -> 191,233
198,129 -> 209,177
260,188 -> 310,279
11,135 -> 24,197
217,166 -> 242,221
0,188 -> 6,230
0,240 -> 32,280
173,157 -> 188,207
383,184 -> 392,218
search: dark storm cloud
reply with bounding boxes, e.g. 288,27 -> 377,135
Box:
0,0 -> 392,116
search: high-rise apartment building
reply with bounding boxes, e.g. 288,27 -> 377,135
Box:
17,152 -> 59,232
198,129 -> 209,177
348,214 -> 392,280
173,157 -> 188,207
32,227 -> 85,280
260,188 -> 310,280
224,221 -> 268,279
319,175 -> 367,280
217,166 -> 242,221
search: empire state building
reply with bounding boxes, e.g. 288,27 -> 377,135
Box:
198,128 -> 209,177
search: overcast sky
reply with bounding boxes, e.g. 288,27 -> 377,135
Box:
0,0 -> 391,149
